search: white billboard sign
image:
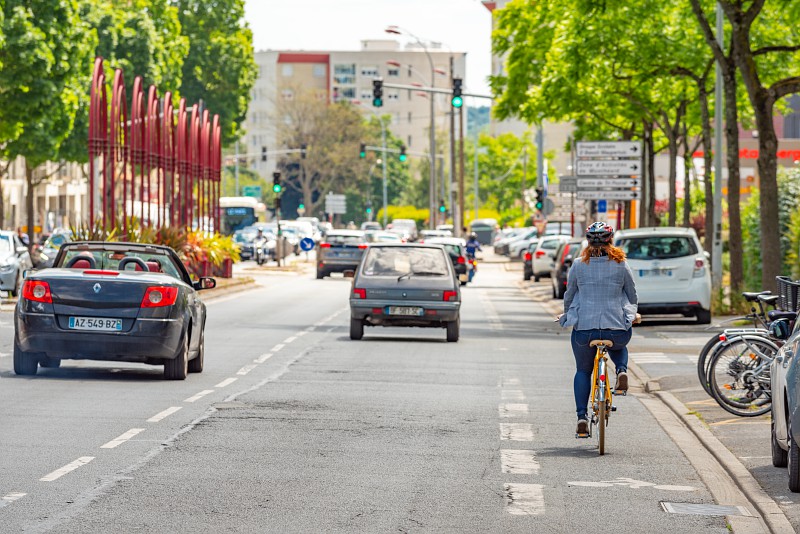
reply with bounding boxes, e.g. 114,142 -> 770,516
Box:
576,190 -> 641,200
577,141 -> 642,158
577,178 -> 639,188
576,159 -> 641,176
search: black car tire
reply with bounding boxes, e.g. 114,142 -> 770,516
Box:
773,412 -> 789,467
555,281 -> 566,300
523,270 -> 531,281
10,271 -> 21,298
350,318 -> 364,340
552,284 -> 558,299
696,309 -> 712,324
316,268 -> 326,280
40,357 -> 61,369
446,318 -> 460,342
164,332 -> 189,380
460,280 -> 467,286
534,275 -> 540,282
188,328 -> 204,373
13,341 -> 38,376
790,427 -> 800,492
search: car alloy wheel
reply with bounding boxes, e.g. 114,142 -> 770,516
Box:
165,332 -> 189,380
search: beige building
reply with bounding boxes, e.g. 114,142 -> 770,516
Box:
243,41 -> 467,180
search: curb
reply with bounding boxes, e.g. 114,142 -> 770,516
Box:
628,363 -> 793,534
201,277 -> 257,302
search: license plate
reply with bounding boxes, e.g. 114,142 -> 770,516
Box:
386,306 -> 424,316
639,269 -> 672,277
68,317 -> 123,331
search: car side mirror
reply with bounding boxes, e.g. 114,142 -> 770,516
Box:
194,277 -> 216,290
343,270 -> 355,278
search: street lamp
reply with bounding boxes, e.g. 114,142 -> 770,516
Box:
386,25 -> 437,229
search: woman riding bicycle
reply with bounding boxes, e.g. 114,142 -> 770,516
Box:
558,222 -> 638,436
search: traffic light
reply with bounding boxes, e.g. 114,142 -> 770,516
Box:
359,143 -> 366,158
451,78 -> 463,108
272,171 -> 282,194
298,203 -> 305,211
534,187 -> 544,211
372,78 -> 384,107
439,200 -> 446,214
300,143 -> 307,159
399,145 -> 407,162
261,146 -> 267,162
365,200 -> 373,215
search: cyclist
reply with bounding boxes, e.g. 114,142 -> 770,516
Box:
558,222 -> 638,436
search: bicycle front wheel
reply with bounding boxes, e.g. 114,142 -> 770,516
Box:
708,336 -> 776,417
697,333 -> 724,396
598,399 -> 607,455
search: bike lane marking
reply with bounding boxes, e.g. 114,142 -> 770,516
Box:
184,390 -> 215,403
500,423 -> 534,441
146,407 -> 182,423
0,492 -> 26,508
100,428 -> 145,449
214,377 -> 238,388
499,403 -> 530,418
500,450 -> 540,475
40,457 -> 95,482
237,364 -> 258,376
501,390 -> 525,401
254,353 -> 273,363
504,483 -> 545,515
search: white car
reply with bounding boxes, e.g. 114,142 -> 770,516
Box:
529,235 -> 571,281
614,227 -> 712,323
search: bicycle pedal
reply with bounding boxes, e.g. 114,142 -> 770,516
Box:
575,432 -> 590,439
611,406 -> 617,412
613,390 -> 627,396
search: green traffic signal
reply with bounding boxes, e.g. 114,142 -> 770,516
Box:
366,207 -> 372,214
451,95 -> 463,108
399,153 -> 407,162
273,184 -> 282,193
439,205 -> 446,213
535,200 -> 543,210
298,203 -> 305,210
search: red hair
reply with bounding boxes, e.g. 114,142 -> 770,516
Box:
580,243 -> 626,264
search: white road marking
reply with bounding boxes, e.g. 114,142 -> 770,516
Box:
283,336 -> 297,344
0,351 -> 9,359
184,390 -> 215,403
237,364 -> 258,375
40,457 -> 94,482
270,343 -> 285,352
501,378 -> 521,387
100,428 -> 145,449
500,423 -> 534,441
295,331 -> 308,338
215,378 -> 238,388
0,492 -> 26,508
254,353 -> 273,363
568,478 -> 697,492
305,326 -> 315,332
146,406 -> 182,423
501,449 -> 540,474
499,403 -> 530,418
502,390 -> 525,401
504,483 -> 545,515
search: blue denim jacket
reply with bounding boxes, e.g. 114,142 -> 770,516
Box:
558,256 -> 638,331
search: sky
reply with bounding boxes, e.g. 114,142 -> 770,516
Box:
244,0 -> 494,98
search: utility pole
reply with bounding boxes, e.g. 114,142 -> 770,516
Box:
234,140 -> 240,197
712,3 -> 724,289
521,146 -> 527,222
449,56 -> 456,230
458,104 -> 465,236
473,129 -> 479,220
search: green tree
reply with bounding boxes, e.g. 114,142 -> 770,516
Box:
0,0 -> 95,242
175,0 -> 256,146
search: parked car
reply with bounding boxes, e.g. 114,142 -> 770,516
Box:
494,227 -> 536,256
349,244 -> 461,341
551,238 -> 587,299
615,227 -> 712,323
770,315 -> 800,490
0,231 -> 34,297
502,228 -> 539,257
387,219 -> 418,241
425,237 -> 469,285
316,230 -> 367,279
14,241 -> 215,379
33,231 -> 71,269
524,235 -> 571,281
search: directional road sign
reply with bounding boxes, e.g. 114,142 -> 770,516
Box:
577,141 -> 642,158
300,237 -> 315,251
242,185 -> 262,198
577,178 -> 639,189
576,159 -> 641,176
325,193 -> 347,214
557,176 -> 578,193
597,200 -> 607,213
577,190 -> 641,201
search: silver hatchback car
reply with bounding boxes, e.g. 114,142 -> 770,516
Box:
349,244 -> 461,342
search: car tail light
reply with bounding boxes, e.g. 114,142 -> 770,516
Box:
371,308 -> 383,314
83,270 -> 120,276
535,250 -> 546,258
524,252 -> 532,262
693,257 -> 706,277
141,286 -> 179,308
688,301 -> 700,306
320,243 -> 331,248
22,280 -> 52,303
358,244 -> 368,249
352,288 -> 366,299
457,256 -> 466,264
443,290 -> 458,302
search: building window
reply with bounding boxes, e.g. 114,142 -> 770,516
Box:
387,91 -> 399,101
360,90 -> 372,101
408,111 -> 412,124
281,64 -> 293,77
334,63 -> 356,84
387,68 -> 399,77
361,66 -> 379,77
313,64 -> 326,78
407,135 -> 412,148
340,87 -> 356,99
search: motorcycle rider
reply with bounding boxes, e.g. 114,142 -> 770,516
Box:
465,232 -> 481,282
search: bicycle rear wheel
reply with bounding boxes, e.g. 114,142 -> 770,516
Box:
697,333 -> 724,396
708,337 -> 776,417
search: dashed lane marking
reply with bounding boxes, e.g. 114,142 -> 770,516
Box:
501,378 -> 521,387
100,428 -> 145,449
499,403 -> 530,418
237,364 -> 258,376
270,344 -> 285,353
504,483 -> 545,515
254,353 -> 273,364
283,336 -> 297,344
502,390 -> 525,401
0,492 -> 26,508
295,330 -> 308,337
500,423 -> 534,441
184,390 -> 215,403
501,449 -> 540,474
40,457 -> 94,482
215,378 -> 238,388
146,407 -> 182,423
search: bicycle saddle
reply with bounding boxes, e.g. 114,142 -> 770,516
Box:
742,290 -> 771,302
758,295 -> 780,306
590,340 -> 614,348
768,310 -> 797,321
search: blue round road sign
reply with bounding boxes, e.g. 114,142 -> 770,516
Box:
300,237 -> 315,251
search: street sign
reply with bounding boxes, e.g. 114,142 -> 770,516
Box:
577,141 -> 642,158
325,193 -> 347,214
597,200 -> 607,213
577,178 -> 639,189
558,183 -> 577,193
242,185 -> 262,198
557,176 -> 578,192
577,190 -> 641,200
542,198 -> 556,217
576,159 -> 641,176
300,237 -> 315,251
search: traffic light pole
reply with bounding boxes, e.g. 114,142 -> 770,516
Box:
381,121 -> 388,228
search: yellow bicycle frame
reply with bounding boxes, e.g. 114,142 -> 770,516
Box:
589,345 -> 613,415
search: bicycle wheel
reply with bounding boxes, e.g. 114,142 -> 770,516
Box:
708,336 -> 776,417
697,333 -> 725,396
598,396 -> 607,455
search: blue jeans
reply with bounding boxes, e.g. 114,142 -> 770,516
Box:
571,328 -> 632,420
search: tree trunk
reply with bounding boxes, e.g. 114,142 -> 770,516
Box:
752,96 -> 781,291
646,125 -> 657,225
682,125 -> 692,228
25,162 -> 36,251
698,89 -> 714,257
723,65 -> 743,294
668,132 -> 678,226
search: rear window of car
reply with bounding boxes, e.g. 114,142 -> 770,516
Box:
441,244 -> 463,258
617,236 -> 698,260
540,239 -> 561,250
325,234 -> 364,246
60,249 -> 183,280
360,247 -> 449,277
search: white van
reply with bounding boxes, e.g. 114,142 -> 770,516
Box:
614,227 -> 712,323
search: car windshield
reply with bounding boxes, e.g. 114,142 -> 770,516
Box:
326,234 -> 364,246
0,235 -> 12,252
234,231 -> 255,244
617,236 -> 698,260
361,247 -> 449,277
60,248 -> 183,281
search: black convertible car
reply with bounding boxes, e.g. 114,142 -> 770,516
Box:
14,241 -> 215,380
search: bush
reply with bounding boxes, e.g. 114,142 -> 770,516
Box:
376,205 -> 429,228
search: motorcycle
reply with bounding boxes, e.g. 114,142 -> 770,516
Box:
255,237 -> 269,266
467,255 -> 478,283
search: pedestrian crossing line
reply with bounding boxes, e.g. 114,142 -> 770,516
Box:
500,423 -> 534,441
499,403 -> 530,418
100,428 -> 145,449
504,483 -> 545,515
40,457 -> 94,482
0,492 -> 26,508
501,449 -> 540,475
502,390 -> 526,401
632,352 -> 676,365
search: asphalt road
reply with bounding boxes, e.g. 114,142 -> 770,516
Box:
0,260 -> 753,532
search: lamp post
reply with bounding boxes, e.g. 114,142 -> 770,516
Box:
386,25 -> 437,229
